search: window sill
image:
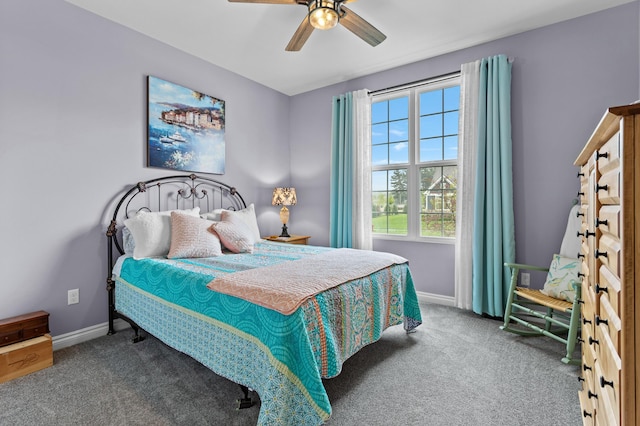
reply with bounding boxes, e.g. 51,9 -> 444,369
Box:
373,235 -> 455,245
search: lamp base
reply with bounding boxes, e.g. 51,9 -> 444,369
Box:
279,224 -> 290,238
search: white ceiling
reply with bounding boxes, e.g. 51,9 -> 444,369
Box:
65,0 -> 634,96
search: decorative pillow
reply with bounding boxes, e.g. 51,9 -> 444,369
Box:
220,203 -> 261,241
540,254 -> 581,302
167,212 -> 222,259
124,207 -> 200,259
211,214 -> 256,253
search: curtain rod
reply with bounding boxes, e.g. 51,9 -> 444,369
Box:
368,70 -> 460,96
367,56 -> 515,96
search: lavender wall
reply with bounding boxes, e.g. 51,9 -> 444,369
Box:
289,2 -> 640,298
0,0 -> 291,335
1,0 -> 638,337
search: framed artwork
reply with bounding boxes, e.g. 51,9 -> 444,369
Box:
147,76 -> 225,174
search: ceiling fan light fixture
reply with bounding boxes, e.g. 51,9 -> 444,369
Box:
308,0 -> 339,30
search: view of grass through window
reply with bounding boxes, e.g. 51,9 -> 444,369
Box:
371,81 -> 460,238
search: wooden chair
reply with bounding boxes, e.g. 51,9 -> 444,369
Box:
500,205 -> 582,365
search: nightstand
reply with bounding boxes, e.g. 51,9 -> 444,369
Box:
264,235 -> 310,245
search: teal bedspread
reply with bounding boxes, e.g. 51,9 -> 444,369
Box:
114,241 -> 422,425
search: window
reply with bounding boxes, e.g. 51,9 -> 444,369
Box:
371,76 -> 460,241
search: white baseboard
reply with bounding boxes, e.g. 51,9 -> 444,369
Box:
52,319 -> 130,351
416,291 -> 455,307
52,292 -> 454,351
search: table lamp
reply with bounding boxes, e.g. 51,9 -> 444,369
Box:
272,187 -> 297,237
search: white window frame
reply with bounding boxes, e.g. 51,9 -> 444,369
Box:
371,74 -> 461,245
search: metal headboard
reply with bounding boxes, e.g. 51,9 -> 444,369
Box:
105,174 -> 246,336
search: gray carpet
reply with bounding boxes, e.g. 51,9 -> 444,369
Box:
0,303 -> 581,425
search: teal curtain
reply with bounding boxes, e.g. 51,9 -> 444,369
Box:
330,92 -> 353,248
472,55 -> 516,317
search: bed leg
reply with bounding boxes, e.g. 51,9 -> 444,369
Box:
131,325 -> 145,343
236,385 -> 253,409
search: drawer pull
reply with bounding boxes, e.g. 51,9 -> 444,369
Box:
595,218 -> 608,228
583,317 -> 592,325
583,364 -> 592,372
577,230 -> 597,238
577,191 -> 585,197
596,150 -> 609,159
588,390 -> 598,400
595,315 -> 609,326
578,376 -> 585,383
600,376 -> 614,389
594,249 -> 608,259
589,336 -> 599,346
577,272 -> 585,278
583,410 -> 593,418
576,211 -> 585,218
595,183 -> 609,192
577,172 -> 585,178
595,284 -> 608,294
577,252 -> 585,259
577,337 -> 584,344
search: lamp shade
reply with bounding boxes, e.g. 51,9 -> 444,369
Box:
272,187 -> 297,206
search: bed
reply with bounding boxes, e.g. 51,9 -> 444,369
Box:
106,174 -> 422,425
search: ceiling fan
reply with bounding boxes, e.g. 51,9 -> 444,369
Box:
228,0 -> 386,51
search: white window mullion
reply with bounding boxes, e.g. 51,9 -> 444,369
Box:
406,89 -> 418,238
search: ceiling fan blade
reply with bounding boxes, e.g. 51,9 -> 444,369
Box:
339,5 -> 386,47
286,16 -> 315,51
227,0 -> 299,4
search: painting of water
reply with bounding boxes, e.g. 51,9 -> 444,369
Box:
147,76 -> 225,174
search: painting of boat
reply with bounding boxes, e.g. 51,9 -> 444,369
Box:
169,131 -> 187,142
147,76 -> 225,174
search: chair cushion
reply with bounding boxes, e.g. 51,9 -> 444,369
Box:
540,254 -> 580,302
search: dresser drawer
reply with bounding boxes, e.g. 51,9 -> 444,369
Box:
597,265 -> 620,315
596,170 -> 620,205
578,386 -> 596,425
596,234 -> 620,277
582,287 -> 597,338
595,360 -> 619,426
581,344 -> 599,418
579,181 -> 589,204
595,205 -> 620,239
581,240 -> 590,259
596,131 -> 620,175
596,332 -> 621,425
598,295 -> 620,350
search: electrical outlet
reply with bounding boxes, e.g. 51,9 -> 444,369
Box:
68,289 -> 79,305
521,272 -> 530,288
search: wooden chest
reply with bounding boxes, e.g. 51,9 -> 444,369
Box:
575,104 -> 640,425
0,311 -> 50,347
0,334 -> 53,383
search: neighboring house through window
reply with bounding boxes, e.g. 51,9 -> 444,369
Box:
371,75 -> 461,242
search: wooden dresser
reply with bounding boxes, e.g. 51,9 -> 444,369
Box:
574,104 -> 640,425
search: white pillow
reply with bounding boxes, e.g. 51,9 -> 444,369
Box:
210,214 -> 256,254
200,208 -> 226,222
540,254 -> 581,302
124,207 -> 200,260
220,204 -> 261,241
122,226 -> 135,255
168,212 -> 222,259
